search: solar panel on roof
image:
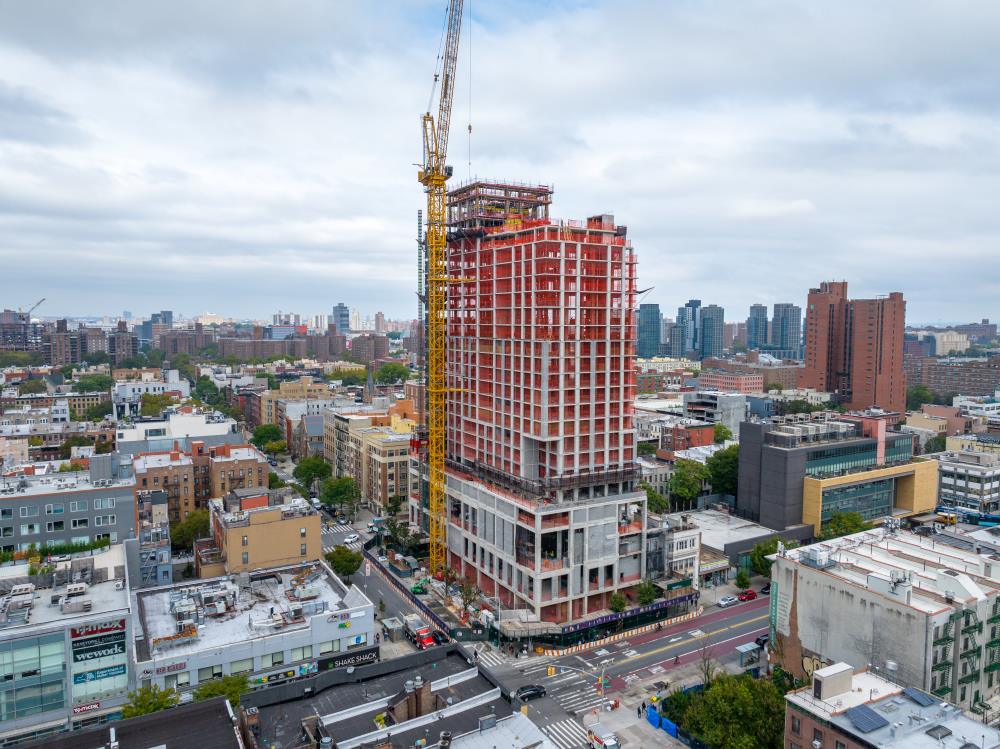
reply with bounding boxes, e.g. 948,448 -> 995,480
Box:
846,704 -> 890,733
903,687 -> 935,707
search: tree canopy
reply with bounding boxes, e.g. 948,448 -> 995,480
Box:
74,374 -> 113,393
705,444 -> 739,497
251,424 -> 283,448
749,536 -> 799,577
713,422 -> 733,444
293,456 -> 332,490
640,481 -> 669,514
140,392 -> 175,417
122,684 -> 179,719
636,578 -> 659,605
681,673 -> 785,749
637,441 -> 657,456
669,460 -> 708,510
17,378 -> 47,395
58,435 -> 94,460
820,511 -> 871,540
170,508 -> 210,551
326,546 -> 363,581
193,674 -> 249,707
374,362 -> 410,384
321,477 -> 361,517
924,434 -> 947,453
609,592 -> 627,613
84,401 -> 114,421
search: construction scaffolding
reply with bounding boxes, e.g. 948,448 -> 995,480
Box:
447,179 -> 552,233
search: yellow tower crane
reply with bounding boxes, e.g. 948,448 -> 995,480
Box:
419,0 -> 464,577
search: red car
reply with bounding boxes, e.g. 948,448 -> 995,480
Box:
738,589 -> 757,602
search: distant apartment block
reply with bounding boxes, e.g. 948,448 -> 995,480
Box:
115,410 -> 240,454
681,390 -> 747,435
133,441 -> 268,522
936,450 -> 1000,515
697,370 -> 763,394
905,356 -> 1000,397
350,334 -> 390,364
802,281 -> 906,412
112,370 -> 191,421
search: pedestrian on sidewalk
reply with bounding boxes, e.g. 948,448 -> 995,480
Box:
641,700 -> 646,713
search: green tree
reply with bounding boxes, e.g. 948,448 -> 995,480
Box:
325,546 -> 363,581
193,674 -> 249,707
637,441 -> 657,456
458,580 -> 480,614
263,439 -> 287,456
17,378 -> 47,395
251,424 -> 282,449
668,460 -> 709,511
705,444 -> 739,497
321,477 -> 361,517
0,351 -> 43,367
74,374 -> 113,393
640,481 -> 669,514
385,494 -> 405,517
820,511 -> 871,540
328,370 -> 365,386
293,456 -> 332,491
713,422 -> 733,444
193,376 -> 223,405
374,362 -> 410,384
765,382 -> 784,392
635,578 -> 659,605
84,401 -> 114,421
682,674 -> 785,749
170,508 -> 210,551
170,352 -> 196,382
268,471 -> 285,489
122,684 -> 179,719
609,592 -> 627,613
59,462 -> 86,472
140,392 -> 175,417
748,537 -> 798,577
906,384 -> 936,411
735,568 -> 751,590
58,435 -> 94,460
924,434 -> 947,453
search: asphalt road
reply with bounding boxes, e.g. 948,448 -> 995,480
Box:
490,596 -> 771,742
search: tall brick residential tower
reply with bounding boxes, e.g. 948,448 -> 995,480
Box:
802,281 -> 906,413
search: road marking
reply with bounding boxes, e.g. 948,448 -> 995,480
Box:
615,614 -> 769,663
545,718 -> 589,749
613,640 -> 630,649
623,649 -> 639,658
669,637 -> 682,643
649,665 -> 665,674
621,624 -> 770,683
688,629 -> 705,637
624,673 -> 640,684
594,648 -> 611,657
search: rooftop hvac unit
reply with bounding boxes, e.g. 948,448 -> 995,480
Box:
9,583 -> 35,598
65,582 -> 88,597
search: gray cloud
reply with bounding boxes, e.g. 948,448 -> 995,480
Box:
0,0 -> 997,324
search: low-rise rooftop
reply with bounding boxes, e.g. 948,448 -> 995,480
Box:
787,664 -> 1000,748
779,526 -> 1000,615
0,545 -> 129,631
134,562 -> 367,663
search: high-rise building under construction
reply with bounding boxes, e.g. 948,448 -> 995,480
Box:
410,180 -> 651,631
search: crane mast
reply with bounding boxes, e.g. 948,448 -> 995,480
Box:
419,0 -> 463,577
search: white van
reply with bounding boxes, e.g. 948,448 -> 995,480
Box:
587,724 -> 620,749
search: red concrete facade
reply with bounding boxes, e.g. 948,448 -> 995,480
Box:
445,215 -> 637,486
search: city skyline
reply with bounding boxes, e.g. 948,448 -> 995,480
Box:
2,2 -> 999,321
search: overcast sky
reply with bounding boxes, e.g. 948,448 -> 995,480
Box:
1,1 -> 998,325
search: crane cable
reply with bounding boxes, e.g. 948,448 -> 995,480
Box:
467,0 -> 472,180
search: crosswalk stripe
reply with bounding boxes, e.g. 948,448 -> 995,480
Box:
545,719 -> 589,749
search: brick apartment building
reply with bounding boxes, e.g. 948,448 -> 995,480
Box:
133,441 -> 268,521
414,181 -> 653,633
697,369 -> 764,394
801,281 -> 906,413
350,334 -> 390,364
905,355 -> 1000,397
701,353 -> 802,390
158,323 -> 215,356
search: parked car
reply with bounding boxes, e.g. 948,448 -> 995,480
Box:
337,515 -> 347,524
515,685 -> 546,701
377,554 -> 388,563
738,589 -> 757,602
344,533 -> 360,544
717,595 -> 739,608
268,458 -> 278,467
755,634 -> 769,648
760,582 -> 772,595
432,631 -> 449,645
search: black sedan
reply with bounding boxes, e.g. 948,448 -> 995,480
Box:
432,631 -> 449,645
514,684 -> 546,701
